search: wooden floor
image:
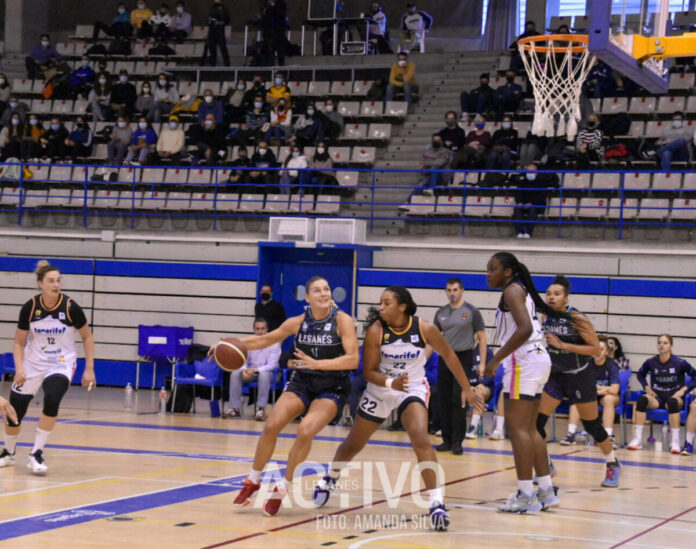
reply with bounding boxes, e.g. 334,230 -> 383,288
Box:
1,387 -> 695,549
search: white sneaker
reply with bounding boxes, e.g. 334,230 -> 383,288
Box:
626,437 -> 642,450
0,448 -> 15,467
489,429 -> 504,441
523,233 -> 531,239
670,443 -> 681,455
516,233 -> 525,239
27,450 -> 48,474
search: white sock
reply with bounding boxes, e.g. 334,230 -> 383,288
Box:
634,425 -> 644,439
605,450 -> 617,463
495,416 -> 505,432
518,480 -> 534,496
671,428 -> 680,446
327,467 -> 340,480
470,414 -> 481,428
31,428 -> 51,454
4,434 -> 18,454
686,432 -> 695,445
427,487 -> 443,506
278,477 -> 291,492
537,475 -> 552,491
606,428 -> 613,436
248,469 -> 262,483
567,424 -> 577,435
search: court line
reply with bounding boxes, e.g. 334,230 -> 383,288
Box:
0,477 -> 114,498
609,503 -> 696,548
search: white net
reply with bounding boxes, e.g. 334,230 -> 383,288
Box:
518,36 -> 595,141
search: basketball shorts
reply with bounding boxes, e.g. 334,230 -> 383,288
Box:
654,390 -> 679,409
284,369 -> 350,410
11,361 -> 75,397
502,344 -> 551,401
543,364 -> 598,404
358,378 -> 430,423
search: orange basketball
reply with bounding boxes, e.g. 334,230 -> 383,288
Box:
213,338 -> 248,372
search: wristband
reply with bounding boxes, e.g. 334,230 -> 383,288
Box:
385,377 -> 393,389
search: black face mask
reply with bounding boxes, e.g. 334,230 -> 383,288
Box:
77,123 -> 85,129
432,141 -> 441,149
446,119 -> 456,126
506,76 -> 515,84
587,121 -> 597,129
261,292 -> 271,301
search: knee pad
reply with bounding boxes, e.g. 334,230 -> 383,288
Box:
536,413 -> 549,439
41,374 -> 70,418
581,416 -> 608,443
667,397 -> 681,414
636,394 -> 650,412
8,391 -> 33,427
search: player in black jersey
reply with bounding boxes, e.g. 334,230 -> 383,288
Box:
226,276 -> 359,517
536,276 -> 621,488
0,260 -> 96,475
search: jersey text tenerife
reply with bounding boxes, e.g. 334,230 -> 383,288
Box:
379,316 -> 427,384
295,306 -> 347,377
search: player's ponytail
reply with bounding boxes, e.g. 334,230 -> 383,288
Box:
35,260 -> 59,282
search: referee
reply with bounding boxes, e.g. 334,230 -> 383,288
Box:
433,278 -> 487,455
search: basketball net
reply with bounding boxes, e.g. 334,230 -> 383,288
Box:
518,34 -> 595,141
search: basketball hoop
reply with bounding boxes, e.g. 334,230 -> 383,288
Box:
518,34 -> 595,140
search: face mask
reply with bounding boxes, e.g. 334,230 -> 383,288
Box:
476,123 -> 485,130
502,122 -> 511,129
41,41 -> 49,47
254,81 -> 262,87
204,120 -> 213,127
326,105 -> 334,112
118,121 -> 127,128
237,84 -> 245,91
11,118 -> 19,125
480,80 -> 488,86
205,96 -> 213,103
506,76 -> 515,83
139,122 -> 147,130
120,76 -> 129,83
143,87 -> 150,94
317,147 -> 325,154
82,60 -> 89,67
177,6 -> 184,13
118,8 -> 126,14
99,79 -> 106,85
29,119 -> 38,126
77,123 -> 85,129
159,80 -> 167,86
673,120 -> 683,128
0,79 -> 5,85
138,3 -> 145,9
292,151 -> 299,158
446,119 -> 456,126
275,78 -> 283,85
432,141 -> 441,148
169,122 -> 178,129
587,120 -> 597,128
258,148 -> 267,155
51,124 -> 59,131
278,102 -> 286,109
9,102 -> 17,108
398,60 -> 407,67
260,292 -> 271,301
306,109 -> 314,116
526,173 -> 536,181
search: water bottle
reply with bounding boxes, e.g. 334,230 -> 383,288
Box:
158,387 -> 167,414
477,420 -> 484,437
660,423 -> 670,452
124,382 -> 133,409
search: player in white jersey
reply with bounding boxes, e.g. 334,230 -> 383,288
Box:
0,260 -> 96,474
485,252 -> 571,514
313,286 -> 482,531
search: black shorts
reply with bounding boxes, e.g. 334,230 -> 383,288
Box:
284,370 -> 350,411
543,365 -> 597,404
654,390 -> 678,409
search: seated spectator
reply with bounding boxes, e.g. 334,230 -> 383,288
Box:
197,88 -> 223,125
148,3 -> 172,42
451,116 -> 492,169
135,82 -> 155,118
224,79 -> 247,124
39,117 -> 69,161
225,318 -> 281,421
243,94 -> 270,144
265,99 -> 292,144
131,1 -> 155,40
88,73 -> 112,125
575,114 -> 605,169
25,34 -> 63,79
65,116 -> 94,160
309,141 -> 339,195
188,113 -> 227,166
0,73 -> 11,114
367,2 -> 393,54
95,59 -> 111,79
156,115 -> 185,162
437,111 -> 466,152
486,116 -> 519,170
93,3 -> 133,39
386,52 -> 419,105
20,115 -> 46,161
512,163 -> 558,238
411,133 -> 451,197
68,56 -> 96,99
321,99 -> 344,142
0,114 -> 24,160
399,1 -> 433,54
280,145 -> 309,194
150,73 -> 179,122
367,78 -> 387,101
519,131 -> 546,166
460,73 -> 496,119
656,111 -> 691,171
265,75 -> 291,108
292,103 -> 325,147
607,336 -> 631,371
496,70 -> 523,119
509,20 -> 540,71
107,115 -> 133,164
1,96 -> 29,126
227,146 -> 253,191
243,75 -> 268,112
169,1 -> 192,43
125,117 -> 157,165
111,70 -> 137,119
249,141 -> 278,191
585,61 -> 617,99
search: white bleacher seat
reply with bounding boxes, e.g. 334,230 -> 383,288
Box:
577,197 -> 608,218
433,195 -> 463,216
115,190 -> 143,210
644,120 -> 666,138
31,99 -> 52,114
48,166 -> 74,183
165,191 -> 191,210
329,147 -> 351,163
188,168 -> 213,185
13,79 -> 33,94
669,72 -> 695,91
192,43 -> 206,57
314,195 -> 341,215
73,98 -> 89,114
56,42 -> 75,57
368,123 -> 392,140
330,81 -> 353,95
141,168 -> 165,184
452,171 -> 478,187
652,172 -> 682,191
360,101 -> 384,117
385,101 -> 408,118
351,147 -> 376,164
629,96 -> 656,114
687,96 -> 696,113
30,80 -> 45,94
352,80 -> 373,96
562,173 -> 592,190
93,189 -> 120,209
589,98 -> 600,113
164,168 -> 189,184
190,25 -> 208,40
0,186 -> 20,206
600,97 -> 629,115
155,61 -> 175,74
674,11 -> 696,28
46,187 -> 72,207
338,101 -> 360,117
683,172 -> 696,191
215,193 -> 239,211
627,120 -> 645,138
490,196 -> 515,218
262,194 -> 290,214
307,81 -> 330,96
656,96 -> 686,114
638,198 -> 670,219
91,144 -> 108,160
549,16 -> 572,30
189,191 -> 214,211
178,81 -> 199,97
592,172 -> 621,191
277,146 -> 291,163
52,99 -> 74,115
607,197 -> 638,219
23,189 -> 48,209
573,15 -> 590,31
402,195 -> 435,216
464,194 -> 491,217
546,197 -> 578,218
671,198 -> 696,220
134,61 -> 157,76
288,81 -> 308,96
117,167 -> 140,184
343,123 -> 368,139
175,43 -> 196,57
68,188 -> 95,209
200,82 -> 221,96
113,61 -> 135,75
336,171 -> 358,189
238,193 -> 264,212
287,193 -> 304,213
142,190 -> 167,210
515,121 -> 531,136
74,24 -> 93,38
73,42 -> 90,56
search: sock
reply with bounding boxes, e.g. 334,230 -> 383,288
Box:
327,467 -> 341,480
518,480 -> 534,496
671,428 -> 680,447
31,428 -> 51,454
606,428 -> 613,437
427,487 -> 443,506
4,434 -> 18,454
537,475 -> 553,491
495,415 -> 505,432
567,424 -> 577,435
248,469 -> 262,483
605,450 -> 617,464
634,425 -> 644,439
470,414 -> 481,428
686,432 -> 695,445
278,477 -> 291,492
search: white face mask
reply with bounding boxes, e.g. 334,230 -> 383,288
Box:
291,151 -> 299,158
82,60 -> 89,67
275,78 -> 283,85
326,105 -> 334,112
143,88 -> 150,94
99,79 -> 106,85
0,79 -> 5,85
9,102 -> 17,108
169,122 -> 178,129
254,102 -> 263,109
41,41 -> 49,47
118,8 -> 126,14
204,96 -> 213,103
159,80 -> 167,86
237,84 -> 245,91
120,76 -> 128,83
138,3 -> 145,9
258,148 -> 267,155
118,121 -> 127,128
673,119 -> 683,128
502,122 -> 511,129
29,119 -> 38,126
317,147 -> 325,154
398,60 -> 407,67
526,173 -> 536,181
11,118 -> 19,125
177,6 -> 184,13
204,120 -> 213,127
306,109 -> 314,116
139,122 -> 148,129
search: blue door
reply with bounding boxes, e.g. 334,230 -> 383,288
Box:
279,261 -> 354,318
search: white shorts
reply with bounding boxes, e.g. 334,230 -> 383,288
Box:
358,378 -> 430,423
502,344 -> 551,401
12,362 -> 75,397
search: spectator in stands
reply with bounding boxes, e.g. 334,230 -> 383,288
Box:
224,80 -> 248,124
150,73 -> 179,122
512,163 -> 558,238
25,34 -> 63,80
249,141 -> 278,191
293,102 -> 325,147
148,3 -> 172,42
131,1 -> 154,40
198,88 -> 224,125
156,115 -> 185,163
321,99 -> 344,142
64,116 -> 93,160
20,115 -> 46,161
39,117 -> 68,161
96,59 -> 111,79
411,133 -> 451,197
189,113 -> 227,165
656,111 -> 691,171
93,3 -> 133,39
496,70 -> 523,119
575,113 -> 605,169
399,2 -> 433,54
227,146 -> 252,190
111,70 -> 137,119
107,115 -> 133,165
486,116 -> 519,170
255,285 -> 286,331
265,98 -> 292,144
585,61 -> 617,99
243,94 -> 270,144
0,74 -> 11,115
451,116 -> 491,169
88,73 -> 112,126
202,0 -> 231,67
168,2 -> 192,43
280,145 -> 309,194
518,130 -> 545,165
367,2 -> 392,54
509,20 -> 540,71
243,75 -> 267,111
135,82 -> 155,118
460,73 -> 496,120
68,56 -> 96,100
125,117 -> 157,165
1,95 -> 29,126
265,75 -> 291,108
309,141 -> 339,194
367,78 -> 387,101
437,111 -> 466,152
259,0 -> 289,66
386,52 -> 419,105
0,114 -> 24,160
607,336 -> 631,371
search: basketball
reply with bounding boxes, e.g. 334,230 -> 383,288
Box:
213,338 -> 248,372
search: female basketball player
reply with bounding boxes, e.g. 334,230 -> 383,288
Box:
312,286 -> 483,530
226,276 -> 359,517
627,334 -> 696,454
484,252 -> 560,513
536,276 -> 621,488
0,260 -> 96,474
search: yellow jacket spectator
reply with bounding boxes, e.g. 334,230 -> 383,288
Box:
131,2 -> 154,29
266,77 -> 291,107
387,52 -> 419,104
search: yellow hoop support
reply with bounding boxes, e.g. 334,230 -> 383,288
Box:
632,32 -> 696,63
518,34 -> 589,54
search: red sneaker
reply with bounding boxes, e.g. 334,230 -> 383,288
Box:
262,485 -> 287,517
233,477 -> 261,507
